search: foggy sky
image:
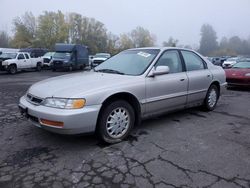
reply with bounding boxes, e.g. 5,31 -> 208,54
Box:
1,0 -> 250,46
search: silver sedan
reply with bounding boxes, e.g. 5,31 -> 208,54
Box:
19,47 -> 226,143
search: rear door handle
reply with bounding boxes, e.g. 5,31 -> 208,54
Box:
180,78 -> 185,81
207,75 -> 211,77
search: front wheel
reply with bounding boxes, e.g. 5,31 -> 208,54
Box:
80,64 -> 85,70
203,85 -> 219,111
97,100 -> 135,144
68,65 -> 73,72
8,65 -> 17,74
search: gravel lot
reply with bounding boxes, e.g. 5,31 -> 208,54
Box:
0,70 -> 250,188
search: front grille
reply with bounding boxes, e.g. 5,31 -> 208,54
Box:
43,58 -> 50,63
26,93 -> 44,105
53,61 -> 63,68
53,61 -> 63,65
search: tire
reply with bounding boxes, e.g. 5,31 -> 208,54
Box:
97,100 -> 135,144
80,64 -> 85,70
8,65 -> 17,74
68,65 -> 73,72
203,85 -> 219,111
36,63 -> 42,72
90,63 -> 94,69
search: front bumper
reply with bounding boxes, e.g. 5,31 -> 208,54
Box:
222,64 -> 232,68
43,63 -> 51,67
92,60 -> 105,67
0,64 -> 8,71
19,96 -> 101,134
226,78 -> 250,87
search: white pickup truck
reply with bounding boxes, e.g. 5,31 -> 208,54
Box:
0,52 -> 43,74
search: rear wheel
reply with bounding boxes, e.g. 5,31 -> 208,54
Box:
36,63 -> 42,72
8,65 -> 17,74
97,100 -> 135,143
203,85 -> 219,111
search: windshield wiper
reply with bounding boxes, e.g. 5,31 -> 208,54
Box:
94,69 -> 124,75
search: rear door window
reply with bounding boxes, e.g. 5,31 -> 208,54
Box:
24,54 -> 29,59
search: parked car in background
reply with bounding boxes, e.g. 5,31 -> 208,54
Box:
0,48 -> 19,55
19,47 -> 226,143
91,53 -> 111,67
19,48 -> 48,58
0,52 -> 17,71
19,48 -> 47,68
51,43 -> 89,71
42,52 -> 55,67
222,57 -> 239,68
1,52 -> 43,74
208,57 -> 222,66
225,59 -> 250,88
220,56 -> 230,64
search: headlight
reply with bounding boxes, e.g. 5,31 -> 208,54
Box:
2,61 -> 8,65
43,98 -> 86,109
245,73 -> 250,77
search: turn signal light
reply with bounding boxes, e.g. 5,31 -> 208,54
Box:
72,99 -> 86,109
40,119 -> 64,127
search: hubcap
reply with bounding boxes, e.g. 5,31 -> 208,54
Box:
106,107 -> 130,139
10,67 -> 16,74
208,89 -> 217,107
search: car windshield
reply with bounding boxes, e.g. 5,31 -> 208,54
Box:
232,61 -> 250,69
95,53 -> 110,58
226,58 -> 238,62
0,53 -> 17,59
43,52 -> 55,57
95,49 -> 160,76
54,52 -> 71,59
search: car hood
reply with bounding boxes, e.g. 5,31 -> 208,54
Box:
93,57 -> 107,61
52,58 -> 68,61
2,59 -> 15,64
0,57 -> 11,61
225,68 -> 250,77
28,71 -> 137,98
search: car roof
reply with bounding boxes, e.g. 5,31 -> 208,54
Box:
126,47 -> 195,52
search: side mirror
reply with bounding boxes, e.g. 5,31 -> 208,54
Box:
148,66 -> 170,77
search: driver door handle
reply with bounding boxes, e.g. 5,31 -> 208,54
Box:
180,78 -> 185,81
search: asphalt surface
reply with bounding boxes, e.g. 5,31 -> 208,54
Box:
0,70 -> 250,188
